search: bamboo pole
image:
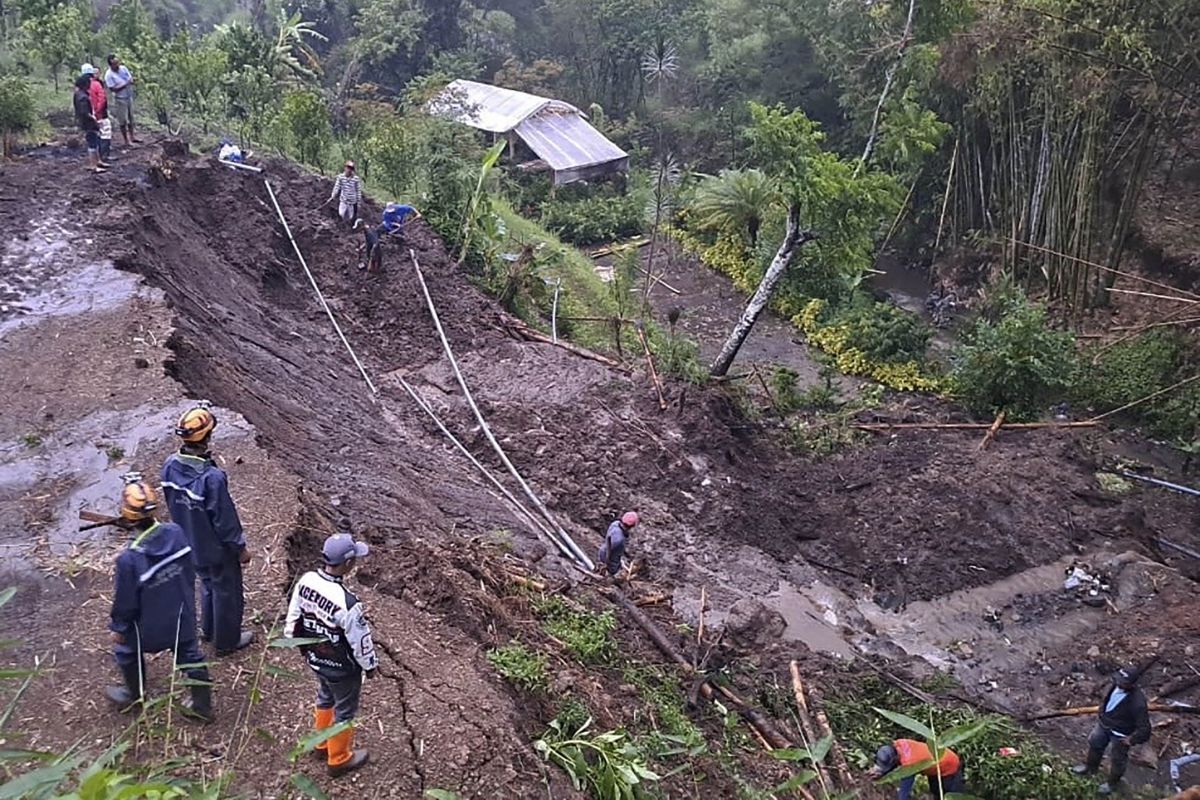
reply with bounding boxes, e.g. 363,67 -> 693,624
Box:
856,421 -> 1098,431
935,138 -> 959,251
499,314 -> 629,372
1027,703 -> 1200,722
789,662 -> 832,793
635,322 -> 668,410
1105,287 -> 1200,304
611,591 -> 793,749
1083,373 -> 1200,422
1011,238 -> 1200,299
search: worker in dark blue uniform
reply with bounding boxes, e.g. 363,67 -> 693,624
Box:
161,402 -> 254,656
106,474 -> 212,720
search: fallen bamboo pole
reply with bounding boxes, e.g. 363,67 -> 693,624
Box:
978,410 -> 1006,450
856,421 -> 1098,431
589,238 -> 651,259
1012,239 -> 1200,301
1105,287 -> 1200,304
639,266 -> 682,296
636,322 -> 668,410
1119,472 -> 1200,498
790,662 -> 833,793
498,314 -> 630,372
1084,373 -> 1200,423
808,685 -> 855,790
1026,703 -> 1200,722
612,591 -> 793,749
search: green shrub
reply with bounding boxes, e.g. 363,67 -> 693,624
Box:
1074,330 -> 1198,442
951,292 -> 1077,420
0,74 -> 35,157
832,298 -> 932,364
534,596 -> 617,664
486,643 -> 548,692
540,194 -> 644,246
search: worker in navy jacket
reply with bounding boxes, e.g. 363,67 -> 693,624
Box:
161,403 -> 254,656
1073,667 -> 1152,794
106,475 -> 212,720
597,511 -> 639,576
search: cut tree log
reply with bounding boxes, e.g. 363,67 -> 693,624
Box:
709,204 -> 815,377
808,685 -> 855,790
1026,703 -> 1200,722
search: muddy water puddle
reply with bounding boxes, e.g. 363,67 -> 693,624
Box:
0,213 -> 140,336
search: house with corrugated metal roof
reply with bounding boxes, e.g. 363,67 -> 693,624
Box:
430,79 -> 630,186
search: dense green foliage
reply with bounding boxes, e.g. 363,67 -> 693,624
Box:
487,642 -> 549,691
952,291 -> 1077,420
829,678 -> 1098,800
0,73 -> 34,156
539,193 -> 644,246
534,595 -> 617,665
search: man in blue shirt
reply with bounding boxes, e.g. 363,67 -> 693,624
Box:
103,54 -> 138,145
1073,667 -> 1152,795
380,202 -> 419,237
106,475 -> 212,721
161,403 -> 255,656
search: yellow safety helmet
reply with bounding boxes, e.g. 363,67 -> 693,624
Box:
119,475 -> 159,521
176,401 -> 217,443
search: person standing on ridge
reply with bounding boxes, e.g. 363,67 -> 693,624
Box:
106,474 -> 213,721
103,54 -> 138,145
1073,667 -> 1152,795
598,511 -> 638,577
326,160 -> 363,224
73,74 -> 107,173
81,64 -> 112,163
161,402 -> 255,656
869,739 -> 965,798
285,531 -> 378,777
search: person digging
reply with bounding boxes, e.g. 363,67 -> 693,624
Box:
380,201 -> 420,240
106,474 -> 213,721
161,402 -> 255,656
598,511 -> 639,578
285,531 -> 378,777
353,218 -> 383,273
869,739 -> 965,799
1073,667 -> 1151,795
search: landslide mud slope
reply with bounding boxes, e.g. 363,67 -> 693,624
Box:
4,140 -> 1200,796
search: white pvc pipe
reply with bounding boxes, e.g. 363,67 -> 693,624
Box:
409,249 -> 595,571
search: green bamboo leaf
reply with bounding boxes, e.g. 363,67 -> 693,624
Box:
0,749 -> 54,762
878,759 -> 936,783
270,637 -> 323,648
809,734 -> 834,763
263,663 -> 302,680
289,721 -> 352,762
772,769 -> 817,792
873,707 -> 935,739
424,791 -> 463,800
938,719 -> 991,748
290,773 -> 330,800
0,588 -> 17,610
769,748 -> 813,762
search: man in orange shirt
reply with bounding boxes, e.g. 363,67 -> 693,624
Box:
869,738 -> 965,799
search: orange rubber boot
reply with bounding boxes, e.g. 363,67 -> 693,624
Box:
312,707 -> 335,761
326,727 -> 369,777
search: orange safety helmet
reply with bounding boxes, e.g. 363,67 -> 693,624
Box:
120,475 -> 159,521
621,511 -> 639,528
175,402 -> 217,443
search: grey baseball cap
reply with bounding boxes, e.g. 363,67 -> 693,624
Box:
322,533 -> 369,566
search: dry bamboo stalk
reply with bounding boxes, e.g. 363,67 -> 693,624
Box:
1011,239 -> 1200,300
1027,703 -> 1200,721
1113,316 -> 1200,332
808,687 -> 855,789
1105,287 -> 1200,304
636,323 -> 669,410
935,137 -> 960,250
697,586 -> 707,648
638,266 -> 682,295
506,574 -> 547,592
499,314 -> 629,372
978,411 -> 1006,450
857,421 -> 1098,431
789,662 -> 833,793
1084,373 -> 1200,422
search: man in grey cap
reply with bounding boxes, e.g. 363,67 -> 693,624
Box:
284,530 -> 377,777
1073,667 -> 1152,795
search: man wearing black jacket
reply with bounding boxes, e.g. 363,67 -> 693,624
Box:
1073,667 -> 1151,795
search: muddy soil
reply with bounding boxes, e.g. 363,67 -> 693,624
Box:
3,136 -> 1200,797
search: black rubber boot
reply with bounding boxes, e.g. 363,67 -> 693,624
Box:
329,749 -> 369,778
182,681 -> 214,723
216,630 -> 255,656
105,662 -> 144,710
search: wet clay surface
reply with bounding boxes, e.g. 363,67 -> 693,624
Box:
2,138 -> 1200,796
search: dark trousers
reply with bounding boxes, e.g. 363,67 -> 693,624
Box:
197,554 -> 244,651
929,770 -> 965,796
1087,723 -> 1130,781
316,672 -> 363,723
115,634 -> 210,691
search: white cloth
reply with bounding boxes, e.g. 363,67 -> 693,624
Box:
98,118 -> 112,140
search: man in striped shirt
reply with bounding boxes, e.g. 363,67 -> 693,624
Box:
328,161 -> 363,224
